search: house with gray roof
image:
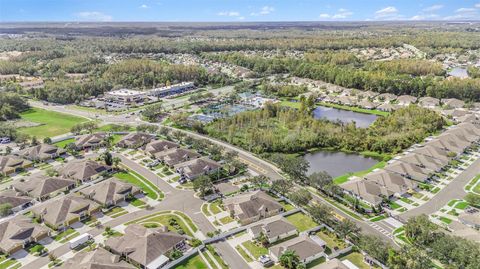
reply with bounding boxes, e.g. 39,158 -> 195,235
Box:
396,95 -> 417,106
249,218 -> 297,244
117,132 -> 155,149
384,161 -> 430,182
144,140 -> 180,156
174,157 -> 222,181
0,190 -> 33,213
0,215 -> 50,255
458,211 -> 480,229
0,155 -> 33,176
15,144 -> 66,162
364,170 -> 418,195
424,139 -> 462,156
376,103 -> 399,112
397,153 -> 446,172
375,93 -> 397,103
312,258 -> 349,269
59,159 -> 111,183
154,148 -> 201,167
418,97 -> 440,108
412,145 -> 452,163
59,247 -> 135,269
75,133 -> 107,150
105,224 -> 187,269
340,178 -> 393,206
358,91 -> 378,99
12,175 -> 75,201
442,98 -> 465,109
435,134 -> 470,153
32,195 -> 100,230
269,235 -> 325,264
79,178 -> 141,207
224,190 -> 283,225
356,99 -> 376,110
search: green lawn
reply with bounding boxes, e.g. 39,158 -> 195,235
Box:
235,246 -> 253,262
316,230 -> 347,252
280,200 -> 295,211
19,108 -> 89,138
105,207 -> 128,218
53,138 -> 75,148
285,212 -> 319,232
54,228 -> 79,243
242,241 -> 268,259
173,254 -> 208,269
209,201 -> 223,214
127,212 -> 197,236
455,201 -> 469,210
114,170 -> 164,200
219,216 -> 234,224
206,245 -> 229,269
439,216 -> 452,224
334,161 -> 386,184
340,252 -> 379,269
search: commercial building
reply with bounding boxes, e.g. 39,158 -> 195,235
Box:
105,89 -> 146,105
148,82 -> 195,98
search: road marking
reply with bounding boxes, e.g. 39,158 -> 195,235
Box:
194,211 -> 202,214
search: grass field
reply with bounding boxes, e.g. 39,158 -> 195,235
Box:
114,170 -> 164,200
19,108 -> 88,138
242,240 -> 268,259
285,212 -> 318,232
334,161 -> 386,184
53,138 -> 75,148
174,254 -> 208,269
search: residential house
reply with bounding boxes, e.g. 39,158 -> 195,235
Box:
384,161 -> 430,182
0,190 -> 33,213
418,97 -> 440,108
396,95 -> 417,106
434,134 -> 470,154
375,93 -> 397,103
356,99 -> 376,110
458,211 -> 480,229
12,175 -> 75,201
14,144 -> 66,162
334,96 -> 355,106
59,247 -> 135,269
32,195 -> 100,230
340,178 -> 393,206
154,148 -> 201,167
424,139 -> 461,156
0,215 -> 50,255
105,224 -> 187,269
59,159 -> 111,183
412,145 -> 452,164
358,91 -> 378,99
249,218 -> 297,244
117,132 -> 155,149
79,178 -> 142,207
269,235 -> 325,264
442,98 -> 465,109
376,103 -> 398,112
364,170 -> 418,196
75,133 -> 107,150
144,140 -> 180,156
174,158 -> 222,181
444,127 -> 479,144
223,190 -> 283,225
0,155 -> 33,176
312,258 -> 348,269
397,153 -> 446,172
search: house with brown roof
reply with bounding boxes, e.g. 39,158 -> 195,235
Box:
248,218 -> 297,244
312,258 -> 348,269
424,139 -> 461,156
333,96 -> 355,106
117,132 -> 155,149
12,175 -> 75,201
269,235 -> 325,264
105,224 -> 187,269
442,98 -> 465,109
412,145 -> 452,163
32,195 -> 100,230
396,95 -> 417,106
58,247 -> 135,269
59,159 -> 111,183
458,211 -> 480,229
154,148 -> 201,167
75,133 -> 107,150
364,170 -> 418,195
445,125 -> 480,143
174,158 -> 222,181
223,190 -> 283,225
340,178 -> 393,206
356,99 -> 376,110
0,215 -> 50,255
376,103 -> 399,112
432,134 -> 469,154
0,155 -> 33,175
384,161 -> 430,182
358,91 -> 378,99
0,190 -> 33,213
397,153 -> 446,172
418,97 -> 440,108
14,144 -> 67,162
144,140 -> 180,156
375,93 -> 397,103
79,178 -> 142,207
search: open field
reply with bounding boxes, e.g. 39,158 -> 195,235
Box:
19,108 -> 88,138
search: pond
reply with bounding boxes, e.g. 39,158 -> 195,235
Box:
313,105 -> 377,128
303,150 -> 378,178
448,67 -> 469,79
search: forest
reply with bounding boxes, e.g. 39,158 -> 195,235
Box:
203,103 -> 445,155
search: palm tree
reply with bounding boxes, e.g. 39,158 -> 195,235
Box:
279,250 -> 300,269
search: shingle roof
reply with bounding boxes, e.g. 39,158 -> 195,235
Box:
262,218 -> 297,239
0,215 -> 49,253
270,235 -> 324,261
384,161 -> 430,182
418,97 -> 440,107
0,155 -> 32,174
15,144 -> 66,161
58,247 -> 135,269
144,140 -> 179,155
59,159 -> 110,181
412,145 -> 451,163
79,178 -> 141,205
75,133 -> 106,148
174,158 -> 221,179
117,133 -> 154,148
340,178 -> 392,205
311,259 -> 348,269
396,95 -> 417,105
364,170 -> 418,195
397,153 -> 446,172
13,175 -> 75,199
224,191 -> 283,220
0,190 -> 33,208
154,148 -> 200,166
105,224 -> 185,267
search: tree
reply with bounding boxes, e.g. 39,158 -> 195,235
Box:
465,193 -> 480,207
101,151 -> 113,166
307,204 -> 333,225
169,249 -> 183,260
271,179 -> 293,195
404,215 -> 437,246
112,157 -> 121,168
288,189 -> 312,206
5,146 -> 12,154
336,219 -> 360,239
193,175 -> 214,197
45,168 -> 59,177
358,235 -> 390,264
279,250 -> 301,269
0,203 -> 12,217
271,154 -> 309,183
388,246 -> 431,269
31,136 -> 39,146
43,137 -> 52,144
250,175 -> 268,189
307,171 -> 333,190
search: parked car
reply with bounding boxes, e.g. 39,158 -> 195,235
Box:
258,255 -> 274,267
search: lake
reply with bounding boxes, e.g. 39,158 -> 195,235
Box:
303,150 -> 378,178
313,105 -> 377,128
448,67 -> 469,79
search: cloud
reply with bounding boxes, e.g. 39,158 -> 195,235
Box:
410,14 -> 439,20
75,11 -> 112,21
139,4 -> 148,9
444,6 -> 479,20
456,7 -> 476,13
374,6 -> 403,19
251,6 -> 275,16
476,3 -> 480,8
319,8 -> 353,20
217,11 -> 240,17
423,4 -> 444,12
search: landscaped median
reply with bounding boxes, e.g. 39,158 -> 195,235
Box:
125,210 -> 198,237
115,167 -> 164,201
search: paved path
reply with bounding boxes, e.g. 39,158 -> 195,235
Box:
400,157 -> 480,221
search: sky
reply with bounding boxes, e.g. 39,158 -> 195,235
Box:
0,0 -> 479,22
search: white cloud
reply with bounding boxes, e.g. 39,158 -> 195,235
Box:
444,6 -> 479,20
374,6 -> 402,19
251,6 -> 275,16
217,11 -> 240,17
476,3 -> 480,8
410,14 -> 439,20
139,4 -> 148,9
319,8 -> 352,20
423,4 -> 444,12
75,11 -> 112,21
456,7 -> 476,13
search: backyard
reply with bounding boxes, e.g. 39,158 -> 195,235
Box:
19,108 -> 89,138
114,169 -> 164,200
285,212 -> 319,232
